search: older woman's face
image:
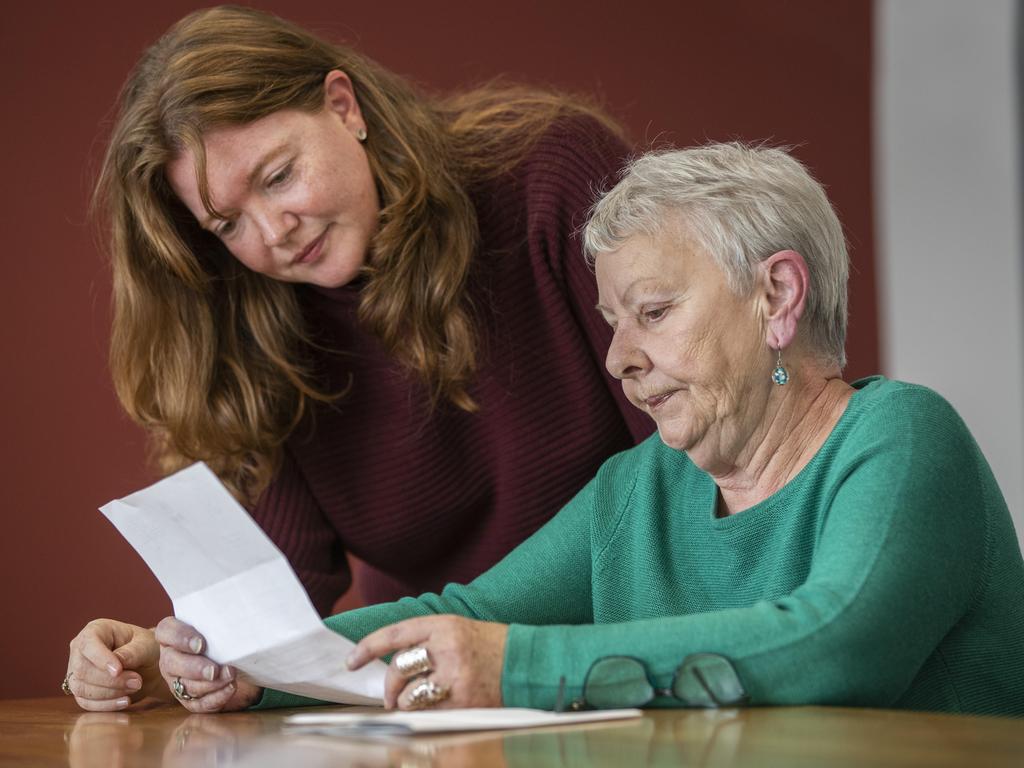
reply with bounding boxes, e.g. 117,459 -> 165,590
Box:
166,79 -> 378,289
595,228 -> 767,457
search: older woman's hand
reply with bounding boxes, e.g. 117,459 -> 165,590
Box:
155,617 -> 262,712
66,619 -> 168,711
347,616 -> 507,710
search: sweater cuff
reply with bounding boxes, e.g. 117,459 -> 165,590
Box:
501,624 -> 587,709
249,687 -> 328,710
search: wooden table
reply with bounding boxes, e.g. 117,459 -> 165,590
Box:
1,697 -> 1021,767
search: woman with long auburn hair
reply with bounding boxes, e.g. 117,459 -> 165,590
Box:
64,5 -> 651,710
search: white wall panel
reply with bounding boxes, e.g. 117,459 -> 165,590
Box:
876,0 -> 1024,547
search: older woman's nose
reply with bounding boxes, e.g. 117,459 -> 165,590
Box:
606,324 -> 648,380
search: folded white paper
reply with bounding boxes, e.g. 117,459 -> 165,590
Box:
283,707 -> 643,735
100,462 -> 386,705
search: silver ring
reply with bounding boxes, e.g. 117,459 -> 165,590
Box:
394,646 -> 432,678
172,677 -> 195,701
407,679 -> 449,709
61,672 -> 73,696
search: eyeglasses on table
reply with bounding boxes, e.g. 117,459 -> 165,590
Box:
555,652 -> 749,711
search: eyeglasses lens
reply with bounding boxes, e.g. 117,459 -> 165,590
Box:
673,653 -> 746,707
584,657 -> 654,709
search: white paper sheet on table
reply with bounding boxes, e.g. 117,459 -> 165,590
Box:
283,707 -> 643,736
99,462 -> 386,705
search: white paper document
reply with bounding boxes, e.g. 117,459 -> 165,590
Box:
100,462 -> 386,705
283,707 -> 643,736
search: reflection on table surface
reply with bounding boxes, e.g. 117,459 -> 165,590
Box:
1,697 -> 1021,768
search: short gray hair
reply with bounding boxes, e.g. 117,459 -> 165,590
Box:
584,143 -> 849,368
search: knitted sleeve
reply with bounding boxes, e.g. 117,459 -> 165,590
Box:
250,447 -> 351,616
520,117 -> 654,443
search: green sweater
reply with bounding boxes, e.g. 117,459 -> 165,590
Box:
260,377 -> 1024,715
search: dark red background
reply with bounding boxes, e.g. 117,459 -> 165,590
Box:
0,0 -> 875,698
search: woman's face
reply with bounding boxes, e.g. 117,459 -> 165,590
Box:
166,73 -> 379,289
595,227 -> 769,461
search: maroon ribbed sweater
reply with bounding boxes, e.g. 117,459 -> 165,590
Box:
250,118 -> 654,613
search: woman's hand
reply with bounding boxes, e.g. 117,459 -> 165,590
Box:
66,619 -> 168,711
155,617 -> 262,712
347,615 -> 508,710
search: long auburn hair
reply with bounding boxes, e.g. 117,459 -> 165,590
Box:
95,5 -> 621,502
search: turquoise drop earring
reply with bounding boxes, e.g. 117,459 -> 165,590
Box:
771,348 -> 789,386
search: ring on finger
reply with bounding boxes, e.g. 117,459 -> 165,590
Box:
172,677 -> 195,701
407,679 -> 449,709
61,672 -> 73,696
394,646 -> 432,678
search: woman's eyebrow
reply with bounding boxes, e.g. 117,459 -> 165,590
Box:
596,279 -> 677,319
245,145 -> 289,188
606,278 -> 675,307
198,146 -> 287,229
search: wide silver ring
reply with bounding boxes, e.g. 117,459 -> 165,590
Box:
61,673 -> 73,696
172,677 -> 195,701
407,679 -> 449,709
394,646 -> 432,678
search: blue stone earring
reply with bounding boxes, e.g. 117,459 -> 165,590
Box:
771,347 -> 790,386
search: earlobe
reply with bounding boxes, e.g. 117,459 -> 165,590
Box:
323,70 -> 366,135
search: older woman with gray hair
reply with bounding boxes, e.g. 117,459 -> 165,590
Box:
155,143 -> 1024,716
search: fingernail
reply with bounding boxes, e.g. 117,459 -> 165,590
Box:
345,653 -> 357,669
116,697 -> 130,708
203,665 -> 216,681
106,663 -> 119,677
189,636 -> 204,654
126,678 -> 141,691
221,666 -> 234,681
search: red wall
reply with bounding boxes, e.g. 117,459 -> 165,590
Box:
0,1 -> 874,698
